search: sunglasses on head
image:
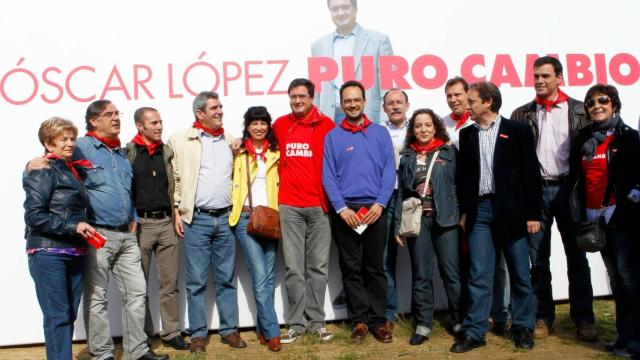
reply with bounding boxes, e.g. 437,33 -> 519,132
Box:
586,96 -> 611,108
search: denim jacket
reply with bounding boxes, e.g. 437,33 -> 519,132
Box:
23,159 -> 89,249
74,136 -> 136,227
394,144 -> 459,233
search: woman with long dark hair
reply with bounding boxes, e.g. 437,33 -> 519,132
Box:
229,106 -> 282,351
395,109 -> 462,345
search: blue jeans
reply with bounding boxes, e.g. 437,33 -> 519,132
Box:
407,216 -> 461,329
183,210 -> 238,339
601,221 -> 640,352
383,190 -> 399,321
29,251 -> 85,360
528,183 -> 594,326
491,251 -> 510,323
234,211 -> 279,340
463,199 -> 535,340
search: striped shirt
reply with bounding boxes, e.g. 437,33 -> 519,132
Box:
475,115 -> 502,196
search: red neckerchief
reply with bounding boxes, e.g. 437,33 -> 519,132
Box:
535,89 -> 569,112
86,131 -> 121,149
46,153 -> 93,181
451,111 -> 471,130
290,105 -> 322,125
131,133 -> 162,156
192,121 -> 224,137
410,138 -> 445,154
340,114 -> 372,133
244,138 -> 269,162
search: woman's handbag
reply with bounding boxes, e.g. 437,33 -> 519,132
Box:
245,154 -> 281,241
398,150 -> 439,238
576,180 -> 613,252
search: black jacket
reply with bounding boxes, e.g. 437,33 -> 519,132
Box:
570,120 -> 640,224
23,159 -> 90,249
510,97 -> 589,182
395,144 -> 459,232
457,117 -> 543,242
125,142 -> 175,212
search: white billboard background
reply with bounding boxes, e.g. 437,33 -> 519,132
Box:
1,0 -> 637,346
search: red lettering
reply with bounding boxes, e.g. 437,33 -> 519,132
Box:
566,54 -> 593,86
594,54 -> 608,84
307,57 -> 338,93
266,60 -> 288,95
40,67 -> 63,104
461,54 -> 485,83
609,53 -> 639,86
167,64 -> 183,99
379,55 -> 411,90
411,55 -> 447,89
222,62 -> 241,97
244,61 -> 263,96
133,64 -> 154,100
100,65 -> 132,100
490,54 -> 522,87
65,66 -> 96,102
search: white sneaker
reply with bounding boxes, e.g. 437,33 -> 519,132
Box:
281,328 -> 302,344
314,327 -> 333,341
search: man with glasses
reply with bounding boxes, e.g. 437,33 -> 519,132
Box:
323,80 -> 395,343
312,0 -> 393,124
272,78 -> 336,344
76,100 -> 169,360
511,56 -> 596,342
168,91 -> 245,353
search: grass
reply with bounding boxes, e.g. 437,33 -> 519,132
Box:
0,299 -> 622,360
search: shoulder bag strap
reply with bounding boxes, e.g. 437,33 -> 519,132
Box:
245,154 -> 253,210
421,150 -> 440,197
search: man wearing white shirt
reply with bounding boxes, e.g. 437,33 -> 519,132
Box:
442,77 -> 474,149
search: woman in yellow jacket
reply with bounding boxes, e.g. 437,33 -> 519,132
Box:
229,106 -> 282,351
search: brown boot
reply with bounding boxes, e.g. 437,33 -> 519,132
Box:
267,337 -> 282,352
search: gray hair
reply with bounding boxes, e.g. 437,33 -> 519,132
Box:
192,91 -> 219,118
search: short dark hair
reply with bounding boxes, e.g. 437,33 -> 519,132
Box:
133,107 -> 158,125
85,99 -> 112,131
288,78 -> 315,98
444,76 -> 469,93
382,88 -> 409,104
242,106 -> 278,152
340,80 -> 365,102
327,0 -> 357,9
533,56 -> 563,76
192,91 -> 219,118
584,83 -> 622,118
404,109 -> 450,148
469,81 -> 502,113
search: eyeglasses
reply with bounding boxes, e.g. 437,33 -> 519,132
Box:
289,94 -> 309,101
98,111 -> 122,119
342,98 -> 364,106
585,96 -> 611,109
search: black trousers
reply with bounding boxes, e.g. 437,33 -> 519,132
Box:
330,204 -> 387,328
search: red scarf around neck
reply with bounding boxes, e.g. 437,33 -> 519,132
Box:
451,111 -> 471,130
86,131 -> 121,149
340,114 -> 372,133
46,153 -> 93,181
193,121 -> 224,137
290,105 -> 321,125
410,138 -> 445,154
244,138 -> 269,162
535,89 -> 569,112
131,133 -> 162,155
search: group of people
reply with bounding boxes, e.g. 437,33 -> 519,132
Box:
23,55 -> 639,360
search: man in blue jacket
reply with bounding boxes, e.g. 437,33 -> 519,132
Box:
322,80 -> 396,343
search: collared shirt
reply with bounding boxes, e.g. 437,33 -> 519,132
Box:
194,131 -> 232,209
332,24 -> 359,107
443,113 -> 475,150
74,136 -> 136,227
384,119 -> 408,189
475,115 -> 502,196
536,101 -> 570,179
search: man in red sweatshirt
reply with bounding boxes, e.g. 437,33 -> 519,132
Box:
272,78 -> 336,343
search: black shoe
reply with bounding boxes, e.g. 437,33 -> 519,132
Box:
163,335 -> 190,350
409,333 -> 428,345
491,322 -> 509,337
450,336 -> 486,353
136,350 -> 169,360
512,328 -> 534,350
604,339 -> 627,352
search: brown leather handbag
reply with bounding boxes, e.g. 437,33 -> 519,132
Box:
245,154 -> 281,241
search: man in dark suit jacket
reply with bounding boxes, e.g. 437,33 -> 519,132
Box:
451,81 -> 542,353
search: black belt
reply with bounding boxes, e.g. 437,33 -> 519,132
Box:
542,176 -> 568,187
196,206 -> 231,216
139,210 -> 170,219
97,224 -> 129,232
479,194 -> 494,201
